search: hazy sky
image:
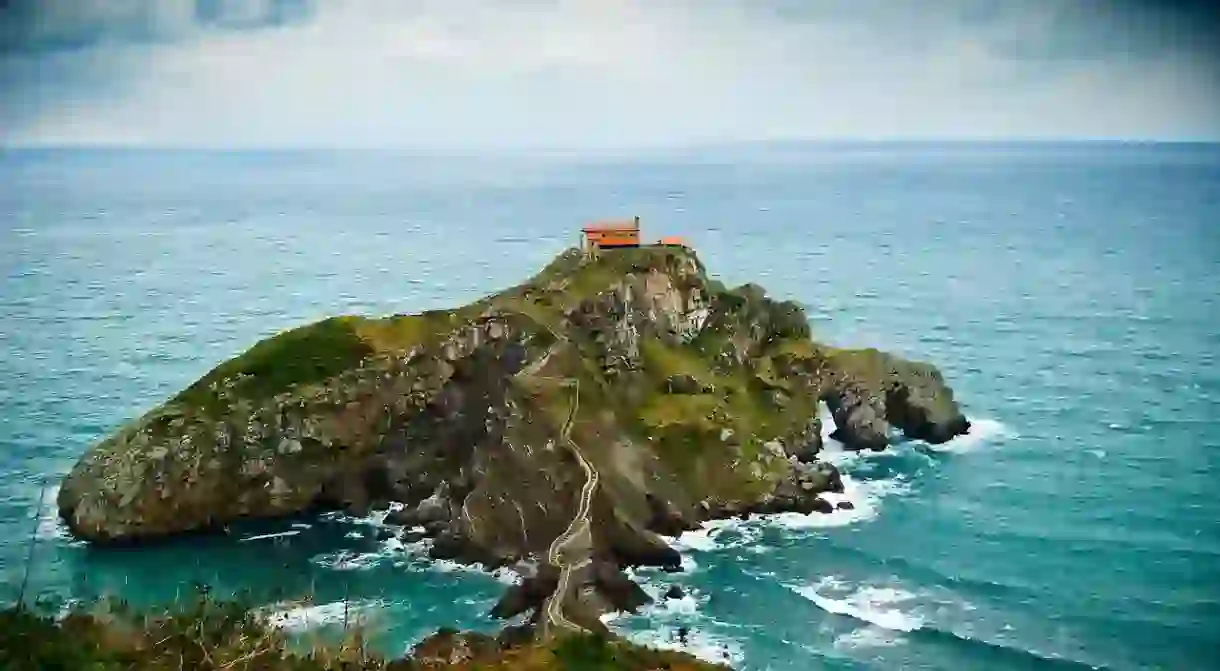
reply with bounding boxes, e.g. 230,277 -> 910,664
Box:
2,0 -> 1218,149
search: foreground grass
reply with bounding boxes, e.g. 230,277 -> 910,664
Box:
1,595 -> 730,671
0,594 -> 388,671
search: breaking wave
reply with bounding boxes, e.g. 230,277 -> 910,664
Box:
789,577 -> 925,632
265,598 -> 384,633
922,417 -> 1018,454
606,583 -> 745,667
308,504 -> 521,585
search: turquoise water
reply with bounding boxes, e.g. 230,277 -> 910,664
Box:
2,143 -> 1218,670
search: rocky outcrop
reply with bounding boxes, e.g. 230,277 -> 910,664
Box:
821,348 -> 971,451
823,384 -> 891,451
58,244 -> 969,644
491,565 -> 560,620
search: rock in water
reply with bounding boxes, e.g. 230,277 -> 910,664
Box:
821,348 -> 970,451
57,244 -> 969,630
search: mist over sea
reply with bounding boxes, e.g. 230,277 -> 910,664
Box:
2,142 -> 1217,670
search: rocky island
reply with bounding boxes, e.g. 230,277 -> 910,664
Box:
57,244 -> 969,668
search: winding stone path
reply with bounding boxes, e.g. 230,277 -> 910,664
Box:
541,378 -> 600,636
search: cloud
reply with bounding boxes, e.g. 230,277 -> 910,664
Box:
1,0 -> 1218,148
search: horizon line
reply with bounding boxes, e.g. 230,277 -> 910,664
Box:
3,137 -> 1219,155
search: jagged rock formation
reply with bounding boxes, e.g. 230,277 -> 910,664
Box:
58,245 -> 969,644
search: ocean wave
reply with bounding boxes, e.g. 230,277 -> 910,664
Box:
239,530 -> 302,543
430,558 -> 523,586
672,518 -> 764,553
790,575 -> 1106,668
607,584 -> 744,668
308,509 -> 523,585
265,598 -> 383,633
910,625 -> 1107,671
621,625 -> 745,668
922,418 -> 1017,454
25,483 -> 77,544
833,626 -> 905,650
665,466 -> 911,551
771,473 -> 911,532
790,577 -> 925,632
632,583 -> 708,620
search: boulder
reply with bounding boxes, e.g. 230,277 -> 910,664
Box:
490,565 -> 559,620
594,561 -> 653,613
386,489 -> 451,528
823,385 -> 891,451
797,462 -> 844,494
605,515 -> 683,570
645,494 -> 699,537
824,348 -> 970,448
886,379 -> 970,444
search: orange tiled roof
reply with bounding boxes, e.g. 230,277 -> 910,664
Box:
582,220 -> 639,233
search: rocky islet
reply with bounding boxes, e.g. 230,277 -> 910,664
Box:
57,244 -> 970,663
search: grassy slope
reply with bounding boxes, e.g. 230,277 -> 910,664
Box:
163,246 -> 704,414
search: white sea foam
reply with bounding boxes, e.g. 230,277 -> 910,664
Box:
309,506 -> 525,587
240,530 -> 302,542
923,418 -> 1016,454
633,583 -> 708,618
653,592 -> 701,617
672,518 -> 761,553
667,461 -> 909,543
833,626 -> 905,650
621,626 -> 745,667
311,529 -> 427,571
266,599 -> 381,633
430,559 -> 523,585
824,402 -> 1014,457
780,472 -> 910,532
33,483 -> 76,543
609,581 -> 743,666
312,548 -> 392,571
790,577 -> 925,632
317,502 -> 405,528
680,553 -> 699,572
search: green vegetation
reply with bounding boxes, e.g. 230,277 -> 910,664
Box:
631,338 -> 796,501
172,316 -> 373,414
550,632 -> 726,671
167,246 -> 701,418
170,310 -> 481,415
0,595 -> 386,671
0,598 -> 727,671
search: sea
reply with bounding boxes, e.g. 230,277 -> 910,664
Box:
1,142 -> 1217,670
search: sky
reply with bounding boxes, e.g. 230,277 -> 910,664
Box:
1,0 -> 1218,149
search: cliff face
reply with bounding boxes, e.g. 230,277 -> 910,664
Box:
58,245 -> 969,638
